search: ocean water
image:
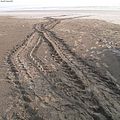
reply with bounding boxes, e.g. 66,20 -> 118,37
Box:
21,6 -> 120,11
0,6 -> 120,11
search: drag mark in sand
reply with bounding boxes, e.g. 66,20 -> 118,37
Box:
5,17 -> 120,120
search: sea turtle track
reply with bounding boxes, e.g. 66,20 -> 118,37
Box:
5,17 -> 120,120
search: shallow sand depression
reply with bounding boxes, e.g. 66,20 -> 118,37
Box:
0,11 -> 120,120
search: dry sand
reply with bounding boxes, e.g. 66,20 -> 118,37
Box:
0,16 -> 41,118
0,11 -> 120,119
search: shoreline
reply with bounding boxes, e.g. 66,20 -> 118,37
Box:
0,10 -> 120,24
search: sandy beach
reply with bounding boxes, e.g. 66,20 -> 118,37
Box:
0,11 -> 120,120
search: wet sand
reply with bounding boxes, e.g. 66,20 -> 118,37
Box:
1,10 -> 120,24
0,11 -> 120,119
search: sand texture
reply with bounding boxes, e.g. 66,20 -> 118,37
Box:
0,15 -> 120,120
